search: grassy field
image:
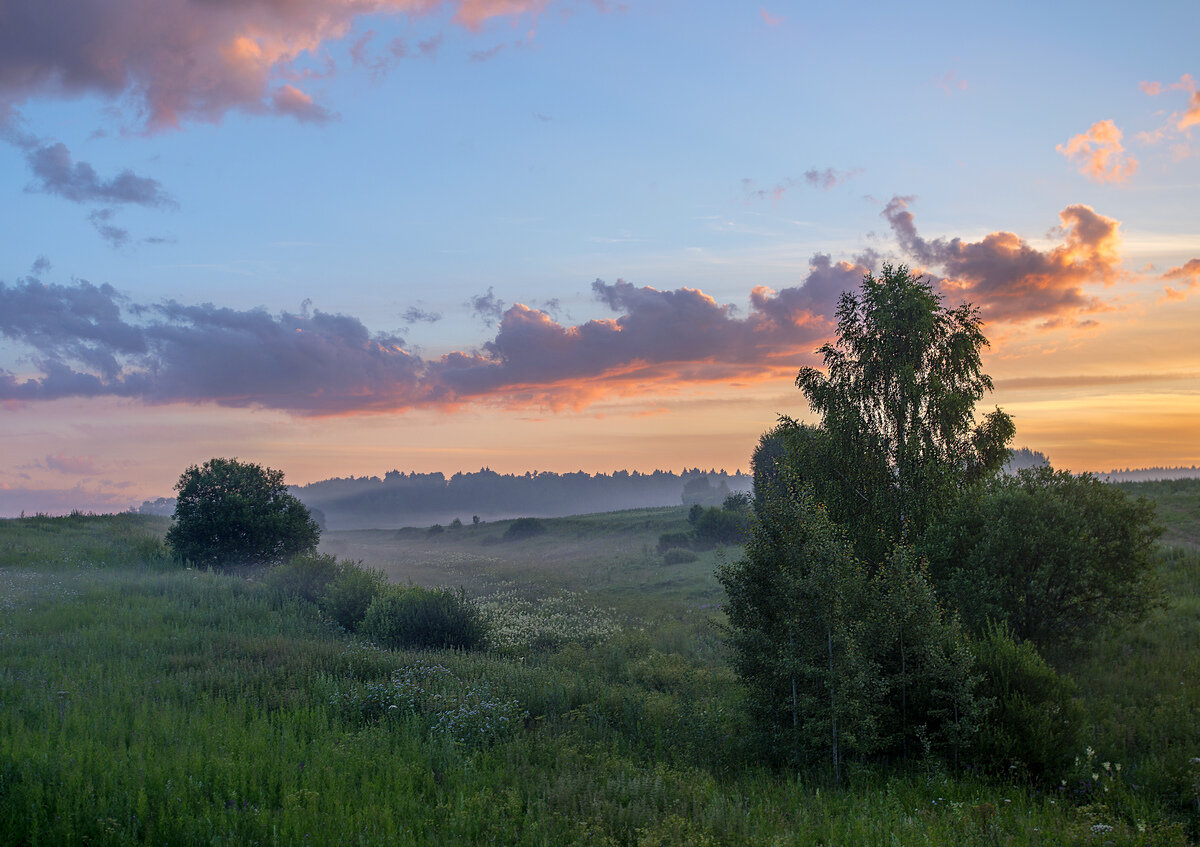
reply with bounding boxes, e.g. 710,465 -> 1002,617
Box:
1,483 -> 1198,845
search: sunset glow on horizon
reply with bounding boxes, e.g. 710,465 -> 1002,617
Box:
2,1 -> 1197,515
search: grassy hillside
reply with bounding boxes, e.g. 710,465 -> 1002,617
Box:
1,484 -> 1198,845
322,506 -> 728,615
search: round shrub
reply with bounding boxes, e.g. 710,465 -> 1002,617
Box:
970,623 -> 1085,780
662,548 -> 698,565
166,458 -> 319,570
503,517 -> 546,541
264,553 -> 343,604
361,586 -> 486,650
321,563 -> 388,631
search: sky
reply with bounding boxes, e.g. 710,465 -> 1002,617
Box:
1,0 -> 1198,515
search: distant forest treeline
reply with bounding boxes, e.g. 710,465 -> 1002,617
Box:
141,467 -> 754,530
135,450 -> 1199,530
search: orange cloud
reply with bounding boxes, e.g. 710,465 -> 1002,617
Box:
1180,92 -> 1200,130
1056,119 -> 1138,183
884,197 -> 1124,325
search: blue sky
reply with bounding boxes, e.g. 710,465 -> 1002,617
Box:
1,0 -> 1197,513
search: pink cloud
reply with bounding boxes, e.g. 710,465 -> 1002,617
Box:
1140,73 -> 1196,97
1056,119 -> 1138,183
1138,74 -> 1199,147
44,453 -> 103,475
0,0 -> 562,132
760,7 -> 784,26
269,84 -> 336,124
1162,258 -> 1200,301
936,69 -> 967,93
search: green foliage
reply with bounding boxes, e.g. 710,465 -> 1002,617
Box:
719,477 -> 880,775
165,458 -> 319,570
924,466 -> 1163,650
687,503 -> 704,525
502,516 -> 546,541
662,548 -> 698,565
692,506 -> 752,547
789,264 -> 1014,560
719,469 -> 981,777
263,552 -> 343,604
969,623 -> 1085,779
361,586 -> 486,651
866,545 -> 984,766
320,561 -> 387,630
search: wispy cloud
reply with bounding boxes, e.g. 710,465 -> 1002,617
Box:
935,69 -> 967,93
88,209 -> 130,249
1137,74 -> 1199,153
1056,119 -> 1138,183
22,141 -> 177,207
742,168 -> 861,202
469,287 -> 507,325
402,306 -> 443,324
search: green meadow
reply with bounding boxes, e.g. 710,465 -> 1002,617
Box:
3,483 -> 1200,845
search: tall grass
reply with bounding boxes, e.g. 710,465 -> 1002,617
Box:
1,511 -> 1197,844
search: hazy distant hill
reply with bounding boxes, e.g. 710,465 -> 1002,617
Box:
1100,466 -> 1200,482
289,467 -> 753,530
136,454 -> 1199,529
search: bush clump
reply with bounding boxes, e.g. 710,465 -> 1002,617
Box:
264,553 -> 343,604
503,517 -> 546,541
924,466 -> 1163,650
361,586 -> 486,650
692,507 -> 751,547
662,548 -> 698,565
322,563 -> 388,631
969,623 -> 1086,780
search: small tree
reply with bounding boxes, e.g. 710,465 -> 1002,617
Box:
718,474 -> 880,779
789,264 -> 1014,559
720,470 -> 981,776
166,458 -> 319,570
